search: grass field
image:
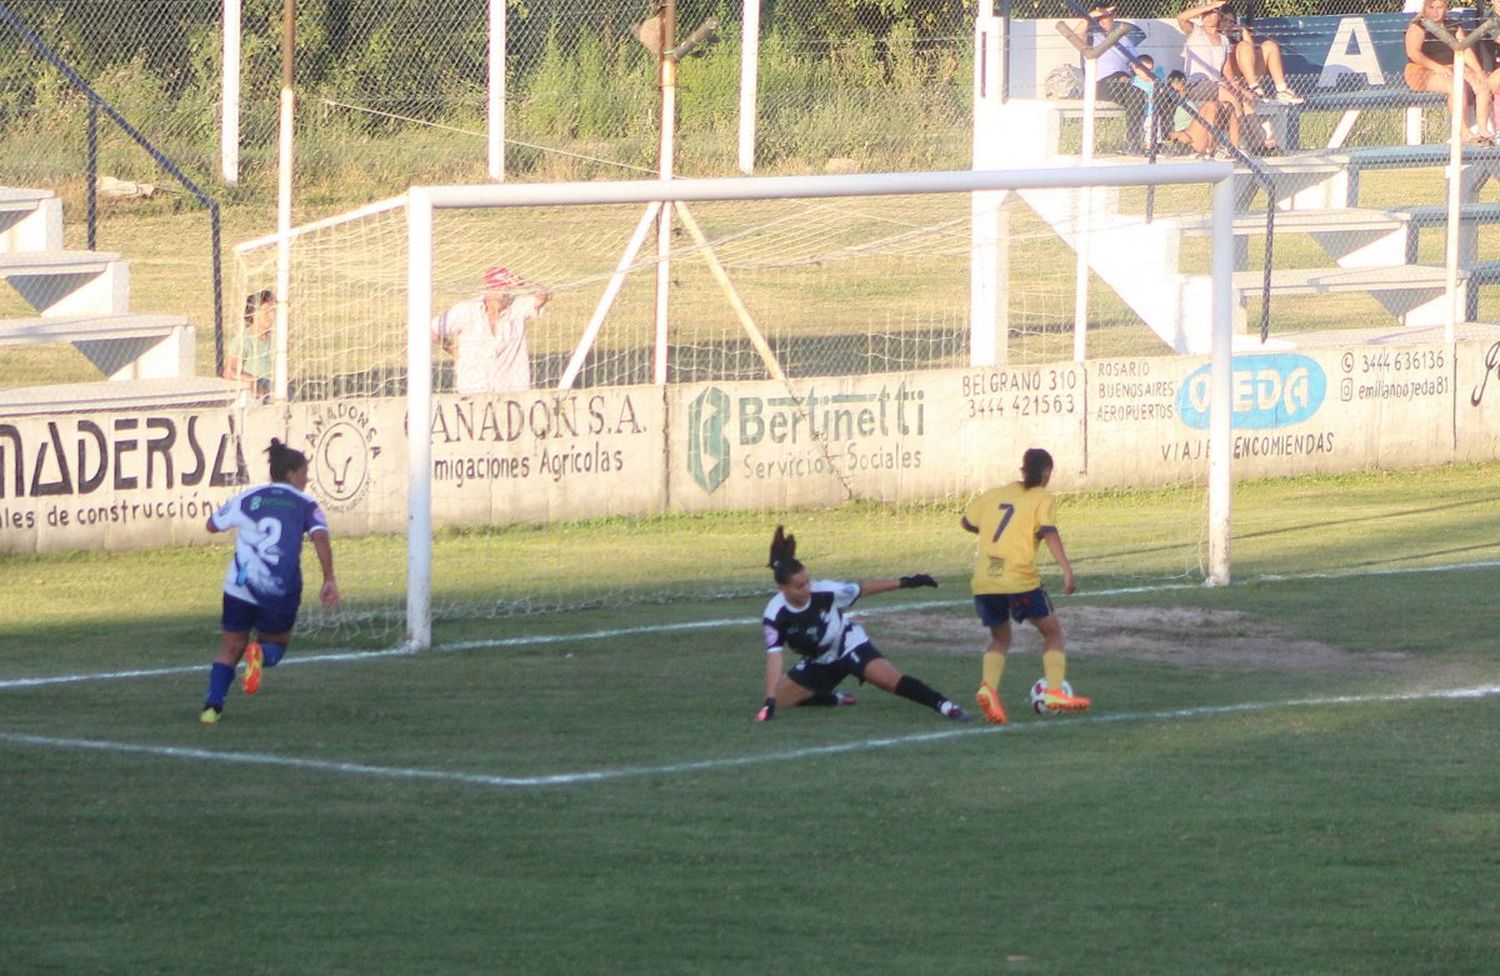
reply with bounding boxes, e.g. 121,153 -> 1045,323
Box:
3,465 -> 1499,974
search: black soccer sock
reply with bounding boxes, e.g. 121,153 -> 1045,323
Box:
802,692 -> 842,707
894,675 -> 947,712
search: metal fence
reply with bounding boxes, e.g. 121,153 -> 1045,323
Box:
2,0 -> 1496,382
0,0 -> 978,198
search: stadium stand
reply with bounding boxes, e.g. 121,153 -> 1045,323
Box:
0,186 -> 238,412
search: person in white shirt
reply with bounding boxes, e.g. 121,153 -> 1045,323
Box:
431,265 -> 553,395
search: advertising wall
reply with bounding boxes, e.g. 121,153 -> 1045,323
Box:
277,388 -> 666,537
4,339 -> 1499,554
666,365 -> 1084,509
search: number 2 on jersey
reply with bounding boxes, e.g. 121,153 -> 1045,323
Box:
255,517 -> 284,564
991,503 -> 1015,542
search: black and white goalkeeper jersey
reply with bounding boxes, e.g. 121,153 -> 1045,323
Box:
761,579 -> 870,664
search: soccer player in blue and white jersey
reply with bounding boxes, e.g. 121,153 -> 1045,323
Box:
755,526 -> 971,723
199,438 -> 340,724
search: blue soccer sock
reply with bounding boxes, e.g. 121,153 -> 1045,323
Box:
204,662 -> 235,708
261,642 -> 285,667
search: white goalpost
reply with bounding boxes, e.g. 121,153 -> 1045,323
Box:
401,164 -> 1237,650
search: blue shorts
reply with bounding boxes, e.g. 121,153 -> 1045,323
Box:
974,590 -> 1054,628
221,592 -> 299,637
787,642 -> 885,695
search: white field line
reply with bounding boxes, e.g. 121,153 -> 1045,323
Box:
2,684 -> 1498,790
2,559 -> 1496,693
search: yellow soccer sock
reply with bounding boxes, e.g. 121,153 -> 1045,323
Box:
1043,648 -> 1067,691
982,651 -> 1006,692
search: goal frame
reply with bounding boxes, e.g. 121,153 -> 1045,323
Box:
404,165 -> 1237,649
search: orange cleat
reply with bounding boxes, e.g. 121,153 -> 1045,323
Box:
241,642 -> 264,696
1042,686 -> 1092,713
975,683 -> 1007,725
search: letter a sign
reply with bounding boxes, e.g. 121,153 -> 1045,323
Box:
1320,17 -> 1384,87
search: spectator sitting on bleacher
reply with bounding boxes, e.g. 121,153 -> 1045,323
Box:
1163,69 -> 1239,157
1178,2 -> 1254,117
1132,55 -> 1165,151
1405,0 -> 1495,144
1219,7 -> 1304,105
223,289 -> 275,399
1072,1 -> 1158,154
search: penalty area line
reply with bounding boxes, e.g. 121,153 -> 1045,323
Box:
1,683 -> 1497,791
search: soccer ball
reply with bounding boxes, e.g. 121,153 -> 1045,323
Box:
1028,678 -> 1073,716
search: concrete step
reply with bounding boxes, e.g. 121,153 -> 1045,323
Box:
1179,207 -> 1406,236
0,187 -> 56,213
1233,264 -> 1464,296
0,249 -> 130,318
0,377 -> 242,417
1268,321 -> 1500,349
0,313 -> 189,345
0,313 -> 196,381
0,250 -> 122,278
1235,264 -> 1468,328
1232,144 -> 1500,211
0,186 -> 64,253
1394,202 -> 1500,228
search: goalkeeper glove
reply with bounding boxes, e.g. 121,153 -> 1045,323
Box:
899,573 -> 938,589
755,697 -> 776,722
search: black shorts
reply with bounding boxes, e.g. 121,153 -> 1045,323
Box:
787,642 -> 884,695
221,592 -> 298,636
974,589 -> 1054,628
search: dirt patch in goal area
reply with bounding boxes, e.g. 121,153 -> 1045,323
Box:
872,604 -> 1414,674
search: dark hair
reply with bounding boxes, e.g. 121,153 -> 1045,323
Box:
768,525 -> 805,585
266,438 -> 308,482
1167,69 -> 1187,83
243,289 -> 275,326
1021,448 -> 1054,489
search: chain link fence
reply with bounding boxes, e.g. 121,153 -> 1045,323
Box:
2,0 -> 1497,385
0,0 -> 978,197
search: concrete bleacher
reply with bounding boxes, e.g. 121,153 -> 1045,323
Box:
1283,89 -> 1443,151
1229,144 -> 1500,211
985,98 -> 1500,349
986,12 -> 1500,350
1222,145 -> 1500,332
0,186 -> 240,409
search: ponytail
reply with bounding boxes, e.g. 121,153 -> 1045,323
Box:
1021,448 -> 1054,489
768,525 -> 805,584
266,438 -> 308,483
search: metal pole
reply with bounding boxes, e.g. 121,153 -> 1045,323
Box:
86,100 -> 97,251
1208,173 -> 1235,586
1073,53 -> 1096,362
274,0 -> 295,401
1000,0 -> 1011,103
654,1 -> 676,385
222,0 -> 241,184
737,0 -> 761,173
406,188 -> 434,651
487,0 -> 505,181
1445,55 -> 1463,341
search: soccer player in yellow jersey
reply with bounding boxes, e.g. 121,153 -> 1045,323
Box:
961,448 -> 1090,724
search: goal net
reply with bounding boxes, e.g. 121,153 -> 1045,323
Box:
234,165 -> 1236,649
